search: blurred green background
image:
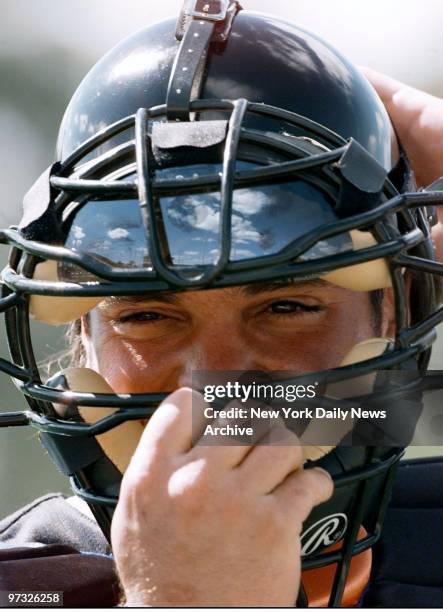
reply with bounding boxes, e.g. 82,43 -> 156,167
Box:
1,0 -> 443,518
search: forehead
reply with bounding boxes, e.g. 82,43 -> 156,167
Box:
99,279 -> 349,308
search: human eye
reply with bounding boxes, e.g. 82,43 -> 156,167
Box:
116,310 -> 168,324
108,307 -> 181,340
98,299 -> 189,341
266,300 -> 322,316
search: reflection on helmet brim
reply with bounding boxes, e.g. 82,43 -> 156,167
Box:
60,170 -> 352,276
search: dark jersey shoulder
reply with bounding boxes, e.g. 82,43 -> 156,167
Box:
0,493 -> 109,554
363,456 -> 443,607
0,494 -> 118,606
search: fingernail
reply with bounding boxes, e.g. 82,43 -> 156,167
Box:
314,467 -> 333,481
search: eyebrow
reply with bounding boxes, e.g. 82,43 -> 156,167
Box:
241,278 -> 328,296
101,294 -> 177,307
101,279 -> 328,308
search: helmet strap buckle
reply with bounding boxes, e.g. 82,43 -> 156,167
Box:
169,1 -> 242,121
175,0 -> 242,42
186,0 -> 230,22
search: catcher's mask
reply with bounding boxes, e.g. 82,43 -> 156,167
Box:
1,1 -> 443,606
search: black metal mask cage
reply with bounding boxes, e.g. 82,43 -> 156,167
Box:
1,97 -> 443,607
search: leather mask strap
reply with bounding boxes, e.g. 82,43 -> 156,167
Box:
166,0 -> 242,121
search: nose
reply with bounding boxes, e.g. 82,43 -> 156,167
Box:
176,332 -> 259,389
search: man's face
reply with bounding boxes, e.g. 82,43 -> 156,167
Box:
81,280 -> 394,394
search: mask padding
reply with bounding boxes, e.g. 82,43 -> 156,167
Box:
41,371 -> 125,503
62,369 -> 341,465
56,369 -> 331,465
28,227 -> 391,327
322,231 -> 392,291
51,339 -> 389,467
54,368 -> 145,474
300,338 -> 390,462
29,260 -> 101,324
339,337 -> 390,367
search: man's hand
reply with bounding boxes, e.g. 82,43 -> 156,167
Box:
362,67 -> 443,263
362,67 -> 443,188
111,388 -> 333,606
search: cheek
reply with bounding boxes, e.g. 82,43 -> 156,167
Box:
96,338 -> 180,393
86,316 -> 179,393
315,297 -> 375,367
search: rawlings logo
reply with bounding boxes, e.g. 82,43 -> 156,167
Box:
300,513 -> 348,556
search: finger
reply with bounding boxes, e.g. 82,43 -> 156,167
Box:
272,467 -> 334,525
361,66 -> 443,187
191,405 -> 296,469
237,426 -> 304,494
128,388 -> 207,472
359,66 -> 408,103
359,66 -> 433,129
359,67 -> 427,142
360,66 -> 441,129
190,406 -> 257,468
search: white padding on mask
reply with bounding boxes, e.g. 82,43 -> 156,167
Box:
300,337 -> 390,462
322,230 -> 392,291
55,367 -> 331,466
54,339 -> 390,467
29,260 -> 101,325
58,367 -> 144,474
